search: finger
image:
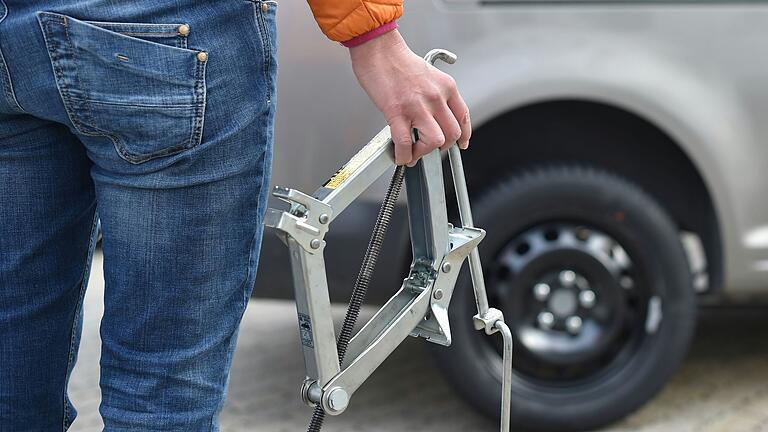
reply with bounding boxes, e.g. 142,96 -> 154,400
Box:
389,116 -> 413,166
434,104 -> 462,151
447,90 -> 472,149
410,115 -> 444,166
407,139 -> 430,167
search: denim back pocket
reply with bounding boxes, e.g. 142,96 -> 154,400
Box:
37,12 -> 207,164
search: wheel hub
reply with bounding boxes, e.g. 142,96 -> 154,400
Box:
489,223 -> 648,382
533,270 -> 596,336
549,286 -> 577,317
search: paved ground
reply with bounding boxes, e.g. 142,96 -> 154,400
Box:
68,251 -> 768,432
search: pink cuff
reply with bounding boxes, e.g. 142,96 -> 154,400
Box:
341,21 -> 398,48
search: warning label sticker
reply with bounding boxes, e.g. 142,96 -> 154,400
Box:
323,128 -> 391,190
298,313 -> 314,348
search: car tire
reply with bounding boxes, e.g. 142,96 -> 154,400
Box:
430,166 -> 696,432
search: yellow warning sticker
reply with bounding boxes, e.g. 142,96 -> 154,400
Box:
323,129 -> 391,190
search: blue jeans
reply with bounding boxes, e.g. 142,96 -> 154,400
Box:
0,1 -> 277,430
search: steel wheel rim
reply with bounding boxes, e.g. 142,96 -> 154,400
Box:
485,222 -> 654,386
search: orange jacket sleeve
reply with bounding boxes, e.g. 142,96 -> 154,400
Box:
307,0 -> 403,43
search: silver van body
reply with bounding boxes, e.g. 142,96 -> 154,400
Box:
264,0 -> 768,301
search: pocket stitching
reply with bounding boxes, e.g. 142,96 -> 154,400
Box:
84,21 -> 189,49
40,14 -> 128,161
0,43 -> 22,113
190,56 -> 207,152
39,13 -> 103,136
38,12 -> 207,164
253,2 -> 272,104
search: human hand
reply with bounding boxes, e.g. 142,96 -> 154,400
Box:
349,30 -> 471,167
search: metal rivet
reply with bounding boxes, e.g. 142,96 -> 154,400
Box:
196,51 -> 208,62
319,214 -> 329,224
433,289 -> 444,300
261,2 -> 269,12
177,24 -> 190,36
441,262 -> 452,273
310,239 -> 321,249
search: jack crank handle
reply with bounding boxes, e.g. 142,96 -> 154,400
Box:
421,49 -> 492,315
448,144 -> 491,316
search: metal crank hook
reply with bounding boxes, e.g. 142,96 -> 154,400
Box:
410,50 -> 459,144
424,48 -> 458,66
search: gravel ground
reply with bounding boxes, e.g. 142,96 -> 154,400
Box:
66,250 -> 768,432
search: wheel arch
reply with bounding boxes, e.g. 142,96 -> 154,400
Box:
458,99 -> 724,297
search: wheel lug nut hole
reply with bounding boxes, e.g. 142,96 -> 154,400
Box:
544,229 -> 559,241
516,242 -> 530,255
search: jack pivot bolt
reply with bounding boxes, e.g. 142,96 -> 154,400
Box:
326,387 -> 349,414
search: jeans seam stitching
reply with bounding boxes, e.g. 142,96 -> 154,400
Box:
39,15 -> 127,163
61,15 -> 102,134
0,47 -> 22,112
253,2 -> 271,104
84,21 -> 183,28
39,15 -> 98,136
96,31 -> 179,37
189,57 -> 207,149
208,140 -> 271,432
0,0 -> 24,112
77,98 -> 199,108
62,211 -> 99,431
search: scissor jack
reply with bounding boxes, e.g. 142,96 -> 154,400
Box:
265,49 -> 513,432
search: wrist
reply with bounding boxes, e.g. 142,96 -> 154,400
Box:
342,21 -> 399,49
349,29 -> 408,63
